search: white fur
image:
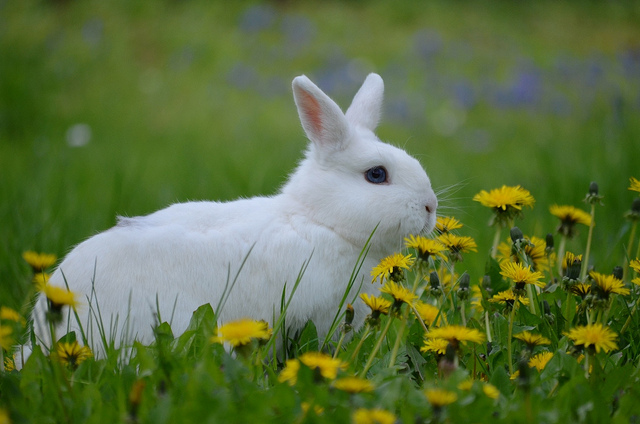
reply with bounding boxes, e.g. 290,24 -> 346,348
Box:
32,73 -> 438,352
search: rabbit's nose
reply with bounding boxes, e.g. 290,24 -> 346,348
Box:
425,196 -> 438,214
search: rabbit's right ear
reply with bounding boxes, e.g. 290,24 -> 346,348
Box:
292,76 -> 350,151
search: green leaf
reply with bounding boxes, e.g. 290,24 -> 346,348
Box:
485,256 -> 510,294
294,320 -> 319,353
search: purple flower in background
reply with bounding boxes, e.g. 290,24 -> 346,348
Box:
619,47 -> 640,79
239,5 -> 276,33
82,18 -> 103,47
281,14 -> 316,51
227,62 -> 259,90
413,29 -> 443,62
510,69 -> 541,106
452,80 -> 476,110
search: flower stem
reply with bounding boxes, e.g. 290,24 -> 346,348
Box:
388,318 -> 406,368
620,301 -> 637,335
350,324 -> 371,362
460,300 -> 467,326
622,221 -> 637,281
360,316 -> 394,377
491,226 -> 502,259
410,304 -> 430,333
526,283 -> 536,315
564,292 -> 574,330
484,311 -> 493,343
580,204 -> 596,281
333,332 -> 347,359
557,235 -> 567,277
507,304 -> 517,376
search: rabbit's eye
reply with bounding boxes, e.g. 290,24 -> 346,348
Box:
365,166 -> 388,184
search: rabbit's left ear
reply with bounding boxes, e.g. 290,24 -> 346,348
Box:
293,75 -> 350,150
345,73 -> 384,131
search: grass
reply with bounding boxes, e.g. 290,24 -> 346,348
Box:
2,0 -> 640,422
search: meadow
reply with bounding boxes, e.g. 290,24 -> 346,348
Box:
2,1 -> 640,422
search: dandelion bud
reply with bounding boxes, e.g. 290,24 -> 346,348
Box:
510,227 -> 524,243
627,198 -> 640,221
565,257 -> 582,281
545,233 -> 554,251
482,275 -> 492,295
345,304 -> 354,325
584,181 -> 604,205
428,272 -> 442,298
342,304 -> 354,334
542,300 -> 555,324
516,357 -> 530,391
457,272 -> 470,301
612,266 -> 623,281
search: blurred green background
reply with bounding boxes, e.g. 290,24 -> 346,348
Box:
2,0 -> 640,311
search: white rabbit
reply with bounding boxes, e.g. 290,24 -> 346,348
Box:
32,73 -> 438,353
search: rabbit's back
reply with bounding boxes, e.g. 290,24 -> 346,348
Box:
35,195 -> 372,348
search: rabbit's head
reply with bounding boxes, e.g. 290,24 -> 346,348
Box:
283,73 -> 437,253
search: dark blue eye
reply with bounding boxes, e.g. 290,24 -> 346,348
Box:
365,166 -> 388,184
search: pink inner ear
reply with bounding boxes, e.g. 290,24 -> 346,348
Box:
300,90 -> 323,137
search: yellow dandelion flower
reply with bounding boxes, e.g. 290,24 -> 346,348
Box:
0,408 -> 10,424
563,251 -> 583,270
438,233 -> 478,259
425,388 -> 458,408
352,408 -> 396,424
629,177 -> 640,193
278,359 -> 300,385
489,289 -> 530,306
571,283 -> 591,298
332,376 -> 375,393
421,338 -> 449,355
565,323 -> 618,353
22,251 -> 57,273
299,352 -> 346,380
473,185 -> 535,211
632,277 -> 640,287
211,318 -> 271,347
33,272 -> 50,291
500,261 -> 545,288
435,216 -> 464,234
426,325 -> 485,348
44,285 -> 78,309
550,205 -> 592,237
370,253 -> 415,284
54,341 -> 92,369
0,325 -> 14,351
301,402 -> 324,416
513,331 -> 551,349
528,351 -> 554,371
4,354 -> 16,372
360,293 -> 392,316
470,285 -> 484,313
590,271 -> 630,297
413,300 -> 441,326
404,234 -> 448,261
458,379 -> 474,391
497,236 -> 553,273
380,281 -> 418,306
630,259 -> 640,274
0,306 -> 25,325
482,383 -> 500,400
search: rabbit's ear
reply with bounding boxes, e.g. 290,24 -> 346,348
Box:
345,73 -> 384,131
292,76 -> 350,150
